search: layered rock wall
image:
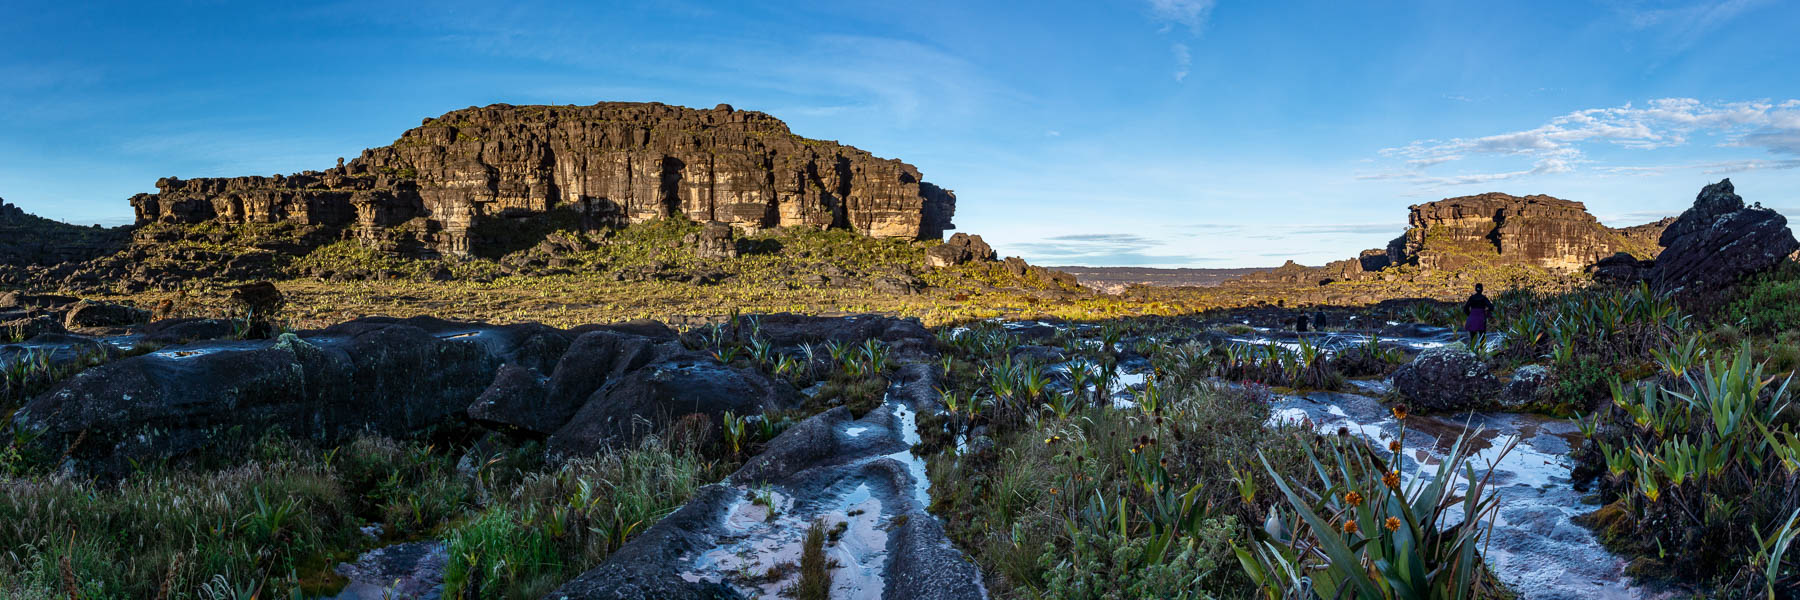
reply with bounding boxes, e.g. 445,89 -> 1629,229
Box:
1397,193 -> 1633,272
129,102 -> 957,257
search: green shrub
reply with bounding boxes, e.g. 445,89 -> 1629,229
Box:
1575,343 -> 1800,594
1724,263 -> 1800,335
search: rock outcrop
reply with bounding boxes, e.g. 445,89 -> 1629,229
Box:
924,232 -> 996,268
0,197 -> 131,269
1390,346 -> 1500,412
8,313 -> 932,478
1226,191 -> 1672,292
1648,179 -> 1799,296
128,102 -> 957,258
1394,193 -> 1652,272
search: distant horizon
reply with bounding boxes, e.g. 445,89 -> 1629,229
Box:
5,0 -> 1797,268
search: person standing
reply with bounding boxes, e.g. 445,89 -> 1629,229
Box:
1464,283 -> 1494,345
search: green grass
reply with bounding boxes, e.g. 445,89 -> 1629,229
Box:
791,520 -> 832,600
0,429 -> 724,599
439,435 -> 728,600
925,321 -> 1328,598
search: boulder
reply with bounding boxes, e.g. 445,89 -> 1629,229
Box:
474,330 -> 665,436
873,276 -> 922,296
466,364 -> 553,434
1587,252 -> 1649,286
546,355 -> 798,459
2,314 -> 64,341
62,301 -> 148,329
688,222 -> 739,260
568,318 -> 678,341
1390,346 -> 1500,412
1649,179 -> 1800,295
10,318 -> 544,477
228,281 -> 286,317
924,233 -> 995,268
138,318 -> 237,345
0,292 -> 78,310
1502,365 -> 1551,408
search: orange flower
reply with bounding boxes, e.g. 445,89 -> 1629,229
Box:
1383,471 -> 1401,490
1342,519 -> 1359,534
1391,405 -> 1409,420
1385,517 -> 1402,532
1388,440 -> 1402,453
1343,491 -> 1364,506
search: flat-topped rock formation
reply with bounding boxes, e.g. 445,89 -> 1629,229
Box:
1229,191 -> 1670,291
1394,192 -> 1656,272
129,102 -> 957,257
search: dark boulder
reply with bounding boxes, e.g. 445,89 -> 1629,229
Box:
739,314 -> 932,349
467,364 -> 552,434
1649,179 -> 1800,295
547,354 -> 797,459
570,318 -> 678,341
473,330 -> 665,436
3,314 -> 64,341
1502,365 -> 1550,408
228,281 -> 286,317
11,318 -> 534,477
1587,252 -> 1649,286
139,318 -> 237,345
1390,346 -> 1500,412
63,300 -> 148,329
0,292 -> 78,310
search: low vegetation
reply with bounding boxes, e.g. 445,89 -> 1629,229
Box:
923,321 -> 1510,599
0,431 -> 727,599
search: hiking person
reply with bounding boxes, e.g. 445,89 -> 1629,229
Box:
1464,283 -> 1494,345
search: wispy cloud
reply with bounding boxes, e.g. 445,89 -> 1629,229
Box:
1013,232 -> 1196,266
1364,98 -> 1800,189
1147,0 -> 1218,33
1618,0 -> 1774,54
1171,43 -> 1192,82
1144,0 -> 1214,82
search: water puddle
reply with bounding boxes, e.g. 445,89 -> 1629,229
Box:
677,394 -> 980,599
1267,387 -> 1650,599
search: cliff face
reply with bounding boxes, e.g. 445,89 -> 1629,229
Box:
1397,193 -> 1646,272
1228,191 -> 1673,291
129,102 -> 957,257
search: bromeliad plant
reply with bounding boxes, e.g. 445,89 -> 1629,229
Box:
1235,424 -> 1511,600
1577,341 -> 1800,594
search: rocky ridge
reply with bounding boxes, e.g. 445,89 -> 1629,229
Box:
1228,191 -> 1672,289
128,102 -> 957,258
0,197 -> 131,269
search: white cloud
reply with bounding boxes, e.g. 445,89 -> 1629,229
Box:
1366,98 -> 1800,189
1172,43 -> 1191,82
1147,0 -> 1217,34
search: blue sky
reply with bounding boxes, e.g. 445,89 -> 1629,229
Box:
4,0 -> 1799,267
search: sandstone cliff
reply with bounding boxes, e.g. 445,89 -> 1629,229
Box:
1230,192 -> 1671,289
129,102 -> 957,257
1394,192 -> 1655,272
